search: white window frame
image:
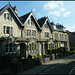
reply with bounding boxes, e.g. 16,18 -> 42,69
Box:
32,30 -> 36,37
45,32 -> 49,38
32,43 -> 36,52
55,33 -> 58,39
4,13 -> 12,21
5,44 -> 9,54
3,25 -> 13,36
4,13 -> 6,20
28,18 -> 34,26
7,13 -> 9,21
5,43 -> 16,54
26,29 -> 31,37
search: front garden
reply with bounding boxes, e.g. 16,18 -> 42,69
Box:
0,47 -> 75,74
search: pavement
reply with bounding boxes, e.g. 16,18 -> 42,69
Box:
18,54 -> 75,74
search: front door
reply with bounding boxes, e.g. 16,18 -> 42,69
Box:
45,43 -> 48,54
20,43 -> 26,57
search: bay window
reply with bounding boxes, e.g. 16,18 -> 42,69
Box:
32,43 -> 36,51
5,43 -> 16,54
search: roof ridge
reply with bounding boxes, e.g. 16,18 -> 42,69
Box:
38,16 -> 47,21
19,11 -> 31,18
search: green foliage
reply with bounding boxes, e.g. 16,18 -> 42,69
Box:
33,55 -> 43,60
71,50 -> 75,53
43,54 -> 48,58
70,47 -> 75,51
37,56 -> 43,60
49,49 -> 56,54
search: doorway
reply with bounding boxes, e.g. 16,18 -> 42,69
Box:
20,43 -> 26,57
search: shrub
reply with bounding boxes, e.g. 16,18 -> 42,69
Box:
49,49 -> 56,54
33,56 -> 43,65
57,52 -> 63,58
70,47 -> 75,51
71,50 -> 75,54
66,51 -> 70,56
43,54 -> 48,58
0,55 -> 13,70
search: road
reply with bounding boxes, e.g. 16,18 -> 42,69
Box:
20,55 -> 75,74
38,55 -> 75,74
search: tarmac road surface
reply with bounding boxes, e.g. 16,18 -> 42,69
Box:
38,55 -> 75,74
20,54 -> 75,74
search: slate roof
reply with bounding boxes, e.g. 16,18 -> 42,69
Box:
0,3 -> 23,27
19,12 -> 31,23
50,22 -> 55,25
56,24 -> 65,29
37,17 -> 47,27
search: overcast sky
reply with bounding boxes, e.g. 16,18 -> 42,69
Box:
0,1 -> 75,32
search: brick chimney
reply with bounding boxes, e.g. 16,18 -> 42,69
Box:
13,6 -> 17,14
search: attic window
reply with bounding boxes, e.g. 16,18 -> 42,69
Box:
7,13 -> 9,20
4,14 -> 6,20
28,18 -> 34,25
4,13 -> 12,21
45,22 -> 48,28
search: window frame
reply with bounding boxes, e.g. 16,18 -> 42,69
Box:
4,13 -> 12,21
7,13 -> 9,20
5,43 -> 16,54
45,23 -> 48,28
45,32 -> 49,38
26,29 -> 31,37
32,30 -> 36,37
3,25 -> 13,35
4,13 -> 6,20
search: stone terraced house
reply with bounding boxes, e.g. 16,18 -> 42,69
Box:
0,3 -> 70,58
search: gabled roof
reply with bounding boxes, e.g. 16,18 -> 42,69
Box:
38,17 -> 47,27
19,11 -> 41,30
0,3 -> 23,26
38,17 -> 54,32
19,12 -> 31,23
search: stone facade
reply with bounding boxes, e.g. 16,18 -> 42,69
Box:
53,31 -> 70,51
0,3 -> 70,58
0,4 -> 21,55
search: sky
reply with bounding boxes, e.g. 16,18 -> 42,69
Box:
0,1 -> 75,32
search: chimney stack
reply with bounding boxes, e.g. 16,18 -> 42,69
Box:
13,6 -> 17,14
